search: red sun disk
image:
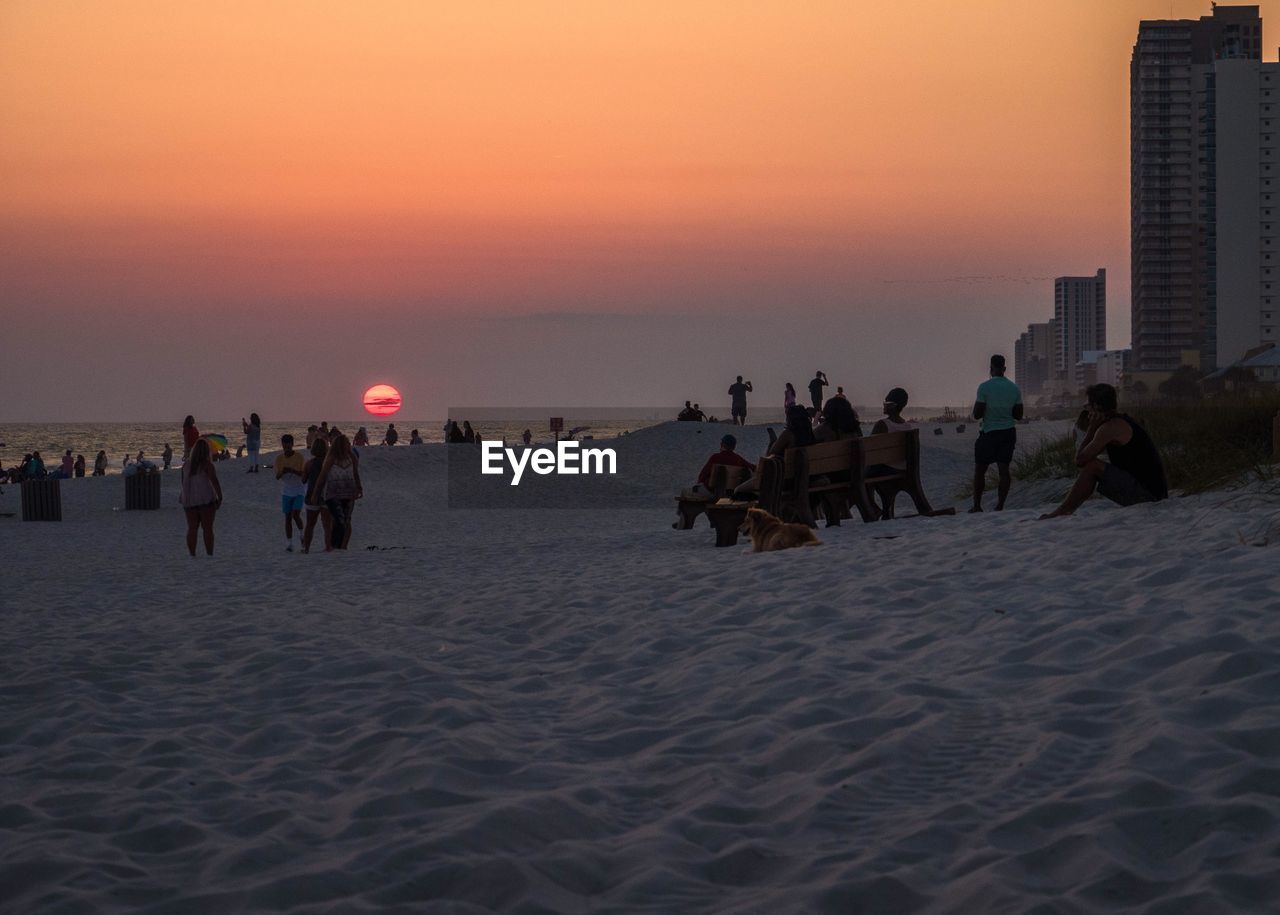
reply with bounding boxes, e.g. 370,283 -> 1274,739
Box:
363,384 -> 402,417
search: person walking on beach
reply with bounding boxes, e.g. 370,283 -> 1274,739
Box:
808,371 -> 829,411
162,443 -> 173,470
242,413 -> 262,473
182,416 -> 200,464
275,434 -> 307,552
180,438 -> 223,556
93,450 -> 107,476
314,433 -> 362,550
728,376 -> 753,426
301,437 -> 331,553
970,354 -> 1023,512
1040,384 -> 1168,520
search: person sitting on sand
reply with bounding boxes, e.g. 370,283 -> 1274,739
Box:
1040,383 -> 1167,520
353,426 -> 370,448
734,404 -> 816,497
682,433 -> 754,500
677,400 -> 696,421
410,429 -> 423,445
384,423 -> 399,446
692,403 -> 706,422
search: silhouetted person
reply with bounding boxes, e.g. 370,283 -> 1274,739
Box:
1040,383 -> 1167,519
728,375 -> 753,426
970,354 -> 1023,512
808,371 -> 828,411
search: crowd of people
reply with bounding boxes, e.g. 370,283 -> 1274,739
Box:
681,356 -> 1168,519
180,420 -> 369,557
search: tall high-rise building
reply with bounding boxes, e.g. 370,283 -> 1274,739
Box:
1130,4 -> 1262,374
1214,57 -> 1280,365
1055,269 -> 1107,381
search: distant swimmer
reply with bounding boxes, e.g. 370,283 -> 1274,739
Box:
727,375 -> 753,426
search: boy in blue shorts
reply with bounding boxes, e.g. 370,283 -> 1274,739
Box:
274,434 -> 306,551
971,354 -> 1023,512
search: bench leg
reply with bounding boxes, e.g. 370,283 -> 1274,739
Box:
673,500 -> 709,530
711,514 -> 742,547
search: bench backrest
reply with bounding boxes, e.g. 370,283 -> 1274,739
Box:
856,430 -> 912,469
781,439 -> 852,482
707,462 -> 750,495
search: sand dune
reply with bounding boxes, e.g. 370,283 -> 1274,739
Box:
3,422 -> 1279,912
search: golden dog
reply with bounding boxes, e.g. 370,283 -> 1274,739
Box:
741,507 -> 821,552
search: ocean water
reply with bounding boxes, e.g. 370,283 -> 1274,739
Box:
0,418 -> 655,475
1,405 -> 960,475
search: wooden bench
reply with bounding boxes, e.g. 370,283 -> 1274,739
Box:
21,478 -> 62,521
759,429 -> 951,527
853,429 -> 952,520
758,438 -> 857,527
673,463 -> 751,530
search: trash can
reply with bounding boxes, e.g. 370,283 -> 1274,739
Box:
125,469 -> 162,510
21,478 -> 62,521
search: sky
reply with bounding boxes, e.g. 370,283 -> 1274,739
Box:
3,0 -> 1278,421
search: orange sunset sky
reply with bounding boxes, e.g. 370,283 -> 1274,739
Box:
3,0 -> 1278,420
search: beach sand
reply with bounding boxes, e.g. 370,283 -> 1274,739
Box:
3,421 -> 1279,912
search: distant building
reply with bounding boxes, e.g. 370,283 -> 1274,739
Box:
1130,4 -> 1262,374
1055,269 -> 1107,385
1076,349 -> 1131,390
1014,320 -> 1055,398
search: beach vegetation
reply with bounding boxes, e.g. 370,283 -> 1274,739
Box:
1009,393 -> 1280,496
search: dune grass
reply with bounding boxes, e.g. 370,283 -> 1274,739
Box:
1010,395 -> 1280,496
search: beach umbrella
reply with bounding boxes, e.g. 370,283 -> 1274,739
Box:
201,433 -> 228,453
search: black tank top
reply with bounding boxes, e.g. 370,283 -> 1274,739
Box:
1106,415 -> 1168,500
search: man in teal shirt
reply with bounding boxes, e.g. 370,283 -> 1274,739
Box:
971,354 -> 1023,512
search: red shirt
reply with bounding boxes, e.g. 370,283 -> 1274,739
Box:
697,450 -> 753,486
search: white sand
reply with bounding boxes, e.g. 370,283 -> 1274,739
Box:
3,422 -> 1280,912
